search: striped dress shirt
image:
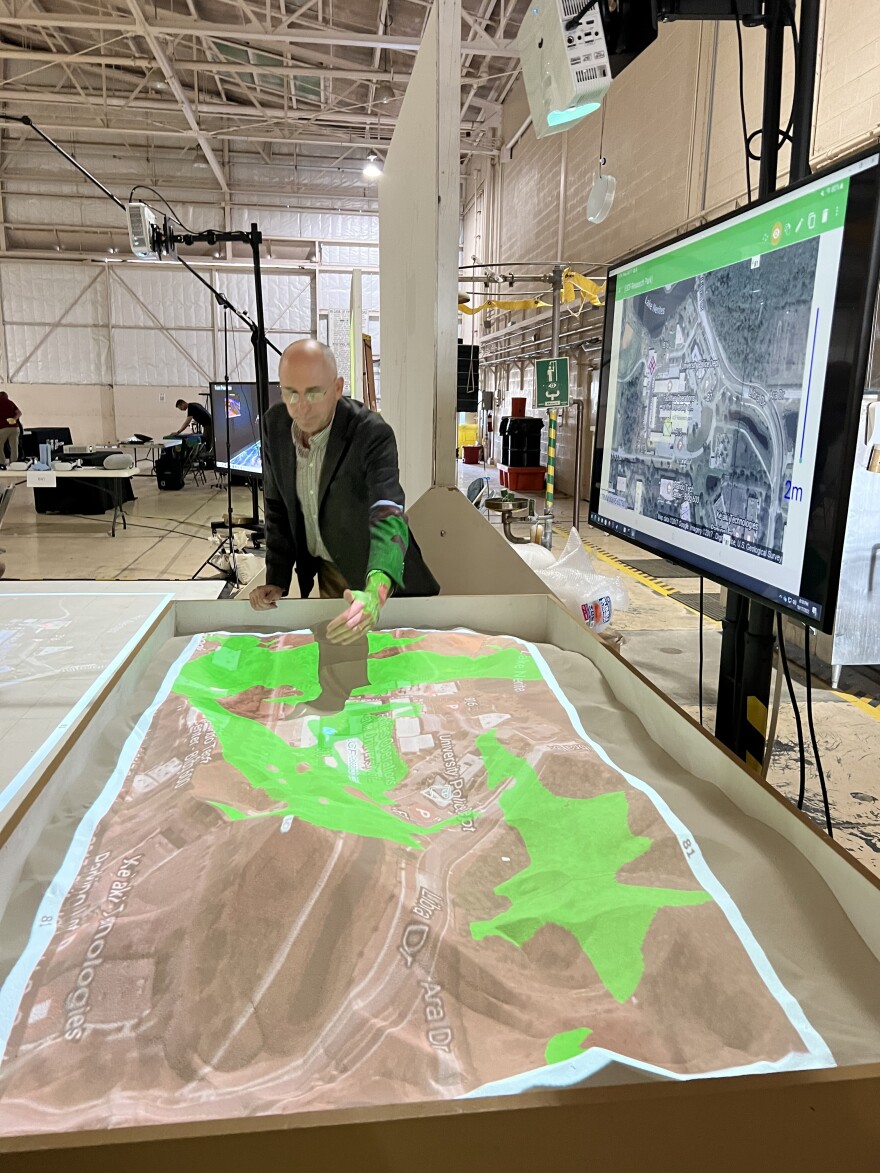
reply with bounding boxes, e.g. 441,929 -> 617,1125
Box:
292,421 -> 332,561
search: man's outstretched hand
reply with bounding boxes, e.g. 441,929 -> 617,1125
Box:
249,584 -> 284,611
326,572 -> 390,645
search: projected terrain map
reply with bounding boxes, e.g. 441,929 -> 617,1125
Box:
0,629 -> 829,1135
607,237 -> 819,563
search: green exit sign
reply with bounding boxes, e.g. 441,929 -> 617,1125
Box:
535,357 -> 570,408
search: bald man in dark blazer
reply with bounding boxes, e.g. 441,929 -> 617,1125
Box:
249,339 -> 438,642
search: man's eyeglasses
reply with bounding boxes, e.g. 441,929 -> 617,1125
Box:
282,388 -> 329,404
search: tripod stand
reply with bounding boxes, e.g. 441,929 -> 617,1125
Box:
190,519 -> 255,583
192,308 -> 249,585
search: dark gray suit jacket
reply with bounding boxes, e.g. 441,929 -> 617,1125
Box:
262,397 -> 439,599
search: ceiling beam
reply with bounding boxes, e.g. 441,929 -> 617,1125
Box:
0,14 -> 518,55
0,247 -> 367,271
0,46 -> 399,82
5,211 -> 367,232
0,88 -> 493,132
3,120 -> 499,155
0,51 -> 502,114
460,6 -> 501,51
462,0 -> 505,120
123,0 -> 229,192
366,0 -> 390,116
0,86 -> 400,128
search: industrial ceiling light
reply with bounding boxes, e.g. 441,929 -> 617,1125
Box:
375,11 -> 396,106
363,152 -> 383,179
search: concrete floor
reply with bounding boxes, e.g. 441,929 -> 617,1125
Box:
0,469 -> 255,581
1,460 -> 878,874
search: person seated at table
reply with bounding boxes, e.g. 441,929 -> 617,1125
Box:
0,391 -> 21,467
173,399 -> 213,459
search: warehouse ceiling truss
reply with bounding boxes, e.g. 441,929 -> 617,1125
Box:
0,0 -> 525,232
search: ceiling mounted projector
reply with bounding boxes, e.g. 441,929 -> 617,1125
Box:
126,201 -> 159,259
517,0 -> 658,139
518,0 -> 610,138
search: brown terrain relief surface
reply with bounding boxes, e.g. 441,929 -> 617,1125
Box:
0,629 -> 820,1136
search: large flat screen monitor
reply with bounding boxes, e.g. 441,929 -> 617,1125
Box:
590,148 -> 880,633
209,381 -> 281,477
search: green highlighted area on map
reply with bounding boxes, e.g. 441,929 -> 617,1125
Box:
352,643 -> 542,695
545,1027 -> 592,1066
174,634 -> 463,847
171,632 -> 539,849
173,633 -> 712,1006
179,633 -> 322,704
471,730 -> 712,1003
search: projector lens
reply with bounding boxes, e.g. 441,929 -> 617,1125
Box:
547,102 -> 601,127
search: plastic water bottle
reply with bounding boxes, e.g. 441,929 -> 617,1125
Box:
581,595 -> 613,632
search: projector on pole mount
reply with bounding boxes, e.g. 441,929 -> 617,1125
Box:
126,201 -> 179,260
126,201 -> 159,259
518,0 -> 612,138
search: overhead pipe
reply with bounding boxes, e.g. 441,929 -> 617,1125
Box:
481,323 -> 604,363
503,115 -> 533,158
478,306 -> 604,349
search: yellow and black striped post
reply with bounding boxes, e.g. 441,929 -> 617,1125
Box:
545,408 -> 558,514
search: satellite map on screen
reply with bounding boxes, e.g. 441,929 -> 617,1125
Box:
222,439 -> 261,474
0,629 -> 829,1135
607,237 -> 821,562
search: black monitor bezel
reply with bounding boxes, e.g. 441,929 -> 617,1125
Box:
589,145 -> 880,634
209,380 -> 280,479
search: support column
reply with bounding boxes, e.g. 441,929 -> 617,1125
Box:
378,0 -> 461,502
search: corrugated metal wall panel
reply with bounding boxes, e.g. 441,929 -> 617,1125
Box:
1,262 -> 106,326
229,207 -> 301,236
212,271 -> 312,332
111,326 -> 212,387
4,194 -> 122,230
362,273 -> 380,313
1,260 -> 317,387
110,268 -> 213,329
322,244 -> 379,266
301,212 -> 378,241
319,270 -> 379,314
260,274 -> 313,332
320,270 -> 352,311
7,323 -> 110,384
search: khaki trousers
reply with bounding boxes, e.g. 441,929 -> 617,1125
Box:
0,426 -> 18,465
317,560 -> 349,600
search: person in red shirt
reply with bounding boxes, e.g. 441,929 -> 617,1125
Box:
0,391 -> 21,466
